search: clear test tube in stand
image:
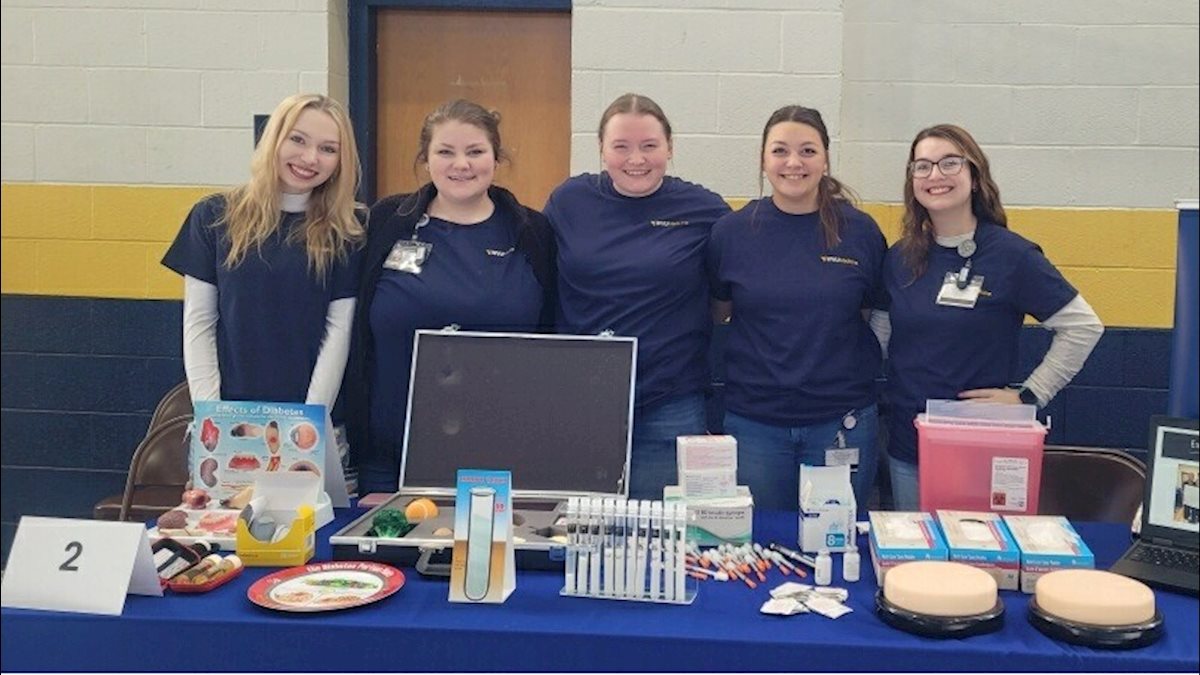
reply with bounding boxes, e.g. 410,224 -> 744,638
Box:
464,486 -> 496,601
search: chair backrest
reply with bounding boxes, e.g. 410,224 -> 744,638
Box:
1038,445 -> 1147,523
149,381 -> 193,432
118,414 -> 193,521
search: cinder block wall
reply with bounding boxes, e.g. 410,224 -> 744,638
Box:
569,0 -> 1199,328
1,1 -> 1197,565
0,0 -> 351,564
570,0 -> 846,197
2,0 -> 349,186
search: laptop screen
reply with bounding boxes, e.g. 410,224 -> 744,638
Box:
1144,416 -> 1200,543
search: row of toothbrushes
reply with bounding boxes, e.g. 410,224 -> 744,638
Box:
561,497 -> 695,604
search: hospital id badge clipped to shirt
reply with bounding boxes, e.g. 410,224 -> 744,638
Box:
936,272 -> 985,308
383,240 -> 433,274
825,425 -> 859,471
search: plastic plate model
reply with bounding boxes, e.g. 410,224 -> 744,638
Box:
247,561 -> 405,613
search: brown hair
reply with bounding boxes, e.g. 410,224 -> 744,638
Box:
414,99 -> 509,173
757,105 -> 857,249
221,93 -> 363,279
598,93 -> 673,146
898,124 -> 1006,282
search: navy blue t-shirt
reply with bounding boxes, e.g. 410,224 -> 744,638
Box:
163,194 -> 360,403
545,173 -> 731,408
367,210 -> 543,454
881,222 -> 1078,462
161,195 -> 361,403
708,198 -> 886,425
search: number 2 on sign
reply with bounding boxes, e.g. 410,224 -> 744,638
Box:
60,541 -> 82,571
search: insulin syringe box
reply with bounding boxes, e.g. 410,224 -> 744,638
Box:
798,464 -> 856,553
937,510 -> 1020,591
663,485 -> 752,546
868,511 -> 949,586
1002,515 -> 1094,593
676,435 -> 738,499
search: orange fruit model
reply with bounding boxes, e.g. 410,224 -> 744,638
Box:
404,498 -> 439,522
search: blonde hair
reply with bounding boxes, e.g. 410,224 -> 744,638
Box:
220,93 -> 364,279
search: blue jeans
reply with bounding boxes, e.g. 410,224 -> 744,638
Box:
629,393 -> 708,500
888,454 -> 920,511
726,405 -> 879,516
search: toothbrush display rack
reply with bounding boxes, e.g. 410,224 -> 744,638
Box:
560,497 -> 697,605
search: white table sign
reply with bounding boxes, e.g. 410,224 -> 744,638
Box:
1,517 -> 162,616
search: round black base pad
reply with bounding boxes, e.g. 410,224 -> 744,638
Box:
1028,598 -> 1163,649
875,589 -> 1005,639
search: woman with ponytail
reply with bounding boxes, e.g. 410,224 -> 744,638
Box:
707,105 -> 887,513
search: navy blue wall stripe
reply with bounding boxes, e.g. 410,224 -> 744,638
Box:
2,295 -> 184,566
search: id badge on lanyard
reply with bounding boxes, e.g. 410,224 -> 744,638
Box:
825,411 -> 860,470
936,238 -> 983,308
384,215 -> 434,274
936,272 -> 984,308
383,240 -> 433,274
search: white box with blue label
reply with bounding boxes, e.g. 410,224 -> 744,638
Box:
1002,515 -> 1095,593
798,464 -> 856,553
937,510 -> 1021,591
868,511 -> 949,586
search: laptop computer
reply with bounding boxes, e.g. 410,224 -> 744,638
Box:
1110,416 -> 1199,595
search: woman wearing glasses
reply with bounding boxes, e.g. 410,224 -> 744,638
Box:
707,105 -> 887,513
874,124 -> 1103,509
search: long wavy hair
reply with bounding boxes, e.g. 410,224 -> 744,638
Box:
897,124 -> 1006,282
756,105 -> 857,249
219,93 -> 364,279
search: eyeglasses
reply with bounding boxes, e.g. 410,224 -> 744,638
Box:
910,155 -> 967,179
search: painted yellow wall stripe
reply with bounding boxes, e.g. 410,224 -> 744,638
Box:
1,183 -> 1181,328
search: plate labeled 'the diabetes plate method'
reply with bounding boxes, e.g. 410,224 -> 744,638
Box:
247,561 -> 404,613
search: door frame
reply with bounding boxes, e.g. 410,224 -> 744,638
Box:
348,0 -> 571,204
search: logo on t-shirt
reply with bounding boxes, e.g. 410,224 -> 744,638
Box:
820,255 -> 859,266
649,219 -> 690,228
486,247 -> 515,257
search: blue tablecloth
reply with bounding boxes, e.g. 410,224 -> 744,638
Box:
2,512 -> 1197,672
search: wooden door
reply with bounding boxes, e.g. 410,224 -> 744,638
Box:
375,9 -> 571,210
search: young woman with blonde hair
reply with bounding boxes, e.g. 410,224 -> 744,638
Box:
162,93 -> 365,409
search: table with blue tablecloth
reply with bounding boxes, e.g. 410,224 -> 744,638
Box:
1,511 -> 1197,672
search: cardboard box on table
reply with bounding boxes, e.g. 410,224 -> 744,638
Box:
1002,515 -> 1095,593
868,511 -> 949,586
936,510 -> 1021,591
798,464 -> 856,553
235,473 -> 324,567
663,485 -> 753,546
330,330 -> 636,574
